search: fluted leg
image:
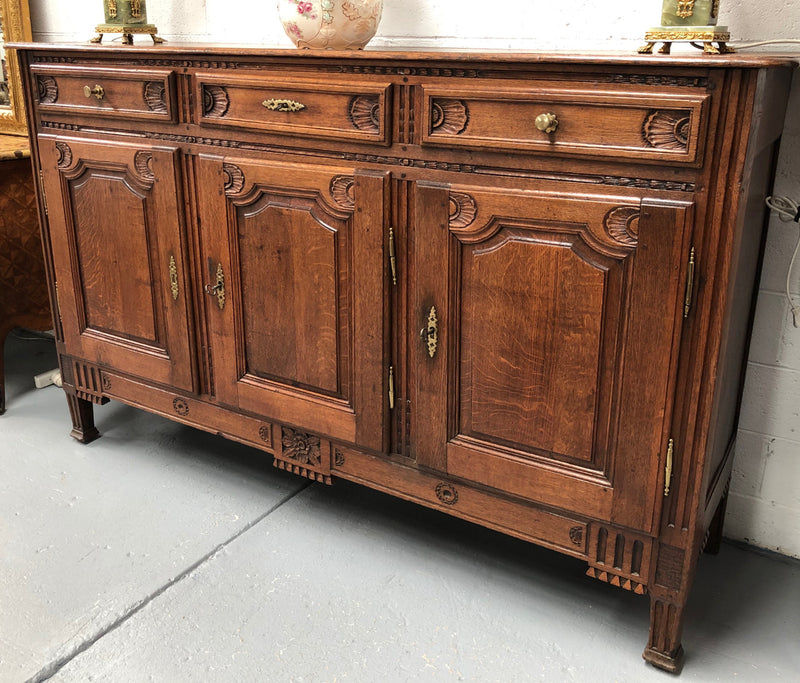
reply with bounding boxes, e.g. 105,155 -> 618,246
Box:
66,390 -> 100,443
643,597 -> 686,673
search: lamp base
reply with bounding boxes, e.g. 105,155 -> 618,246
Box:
91,24 -> 164,45
639,26 -> 733,55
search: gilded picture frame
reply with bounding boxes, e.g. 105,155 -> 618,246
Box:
0,0 -> 32,135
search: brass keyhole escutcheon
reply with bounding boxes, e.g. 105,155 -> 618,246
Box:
423,305 -> 438,358
534,112 -> 559,134
83,84 -> 105,100
204,263 -> 226,310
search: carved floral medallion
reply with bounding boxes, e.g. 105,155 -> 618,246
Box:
281,427 -> 322,466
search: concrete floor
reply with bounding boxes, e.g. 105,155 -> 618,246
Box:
1,333 -> 798,683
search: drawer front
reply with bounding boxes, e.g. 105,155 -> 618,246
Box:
195,72 -> 392,145
421,84 -> 709,164
32,65 -> 176,123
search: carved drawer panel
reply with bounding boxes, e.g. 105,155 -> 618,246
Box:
32,65 -> 176,123
195,72 -> 391,145
420,83 -> 709,164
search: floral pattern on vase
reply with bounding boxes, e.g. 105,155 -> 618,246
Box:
278,0 -> 383,50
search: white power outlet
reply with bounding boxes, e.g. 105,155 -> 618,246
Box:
34,370 -> 62,389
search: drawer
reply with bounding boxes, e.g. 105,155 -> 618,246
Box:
420,84 -> 709,164
32,65 -> 176,123
195,72 -> 392,145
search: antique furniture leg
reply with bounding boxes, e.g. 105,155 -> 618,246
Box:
65,389 -> 100,443
643,596 -> 686,673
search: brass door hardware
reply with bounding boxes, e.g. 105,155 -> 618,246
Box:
169,255 -> 179,301
423,305 -> 438,358
83,85 -> 105,100
388,365 -> 395,410
205,262 -> 225,309
664,438 -> 674,496
262,99 -> 306,112
534,112 -> 559,134
38,170 -> 48,216
684,247 -> 696,318
389,226 -> 397,285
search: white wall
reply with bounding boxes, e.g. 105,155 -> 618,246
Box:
27,0 -> 800,558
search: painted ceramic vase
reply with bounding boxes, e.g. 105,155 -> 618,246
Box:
278,0 -> 383,50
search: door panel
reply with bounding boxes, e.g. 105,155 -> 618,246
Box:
197,156 -> 389,451
414,182 -> 693,532
39,136 -> 194,391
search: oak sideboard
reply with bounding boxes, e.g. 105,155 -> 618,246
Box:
14,42 -> 796,672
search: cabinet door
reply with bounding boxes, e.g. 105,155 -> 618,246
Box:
197,156 -> 389,451
39,136 -> 194,391
413,183 -> 693,532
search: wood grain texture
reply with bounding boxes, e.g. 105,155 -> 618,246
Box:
16,44 -> 796,674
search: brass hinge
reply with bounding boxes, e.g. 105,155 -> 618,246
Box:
388,226 -> 397,286
388,365 -> 395,410
38,170 -> 48,216
664,438 -> 675,496
54,281 -> 62,320
683,247 -> 696,318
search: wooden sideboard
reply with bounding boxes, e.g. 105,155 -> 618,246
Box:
0,134 -> 51,413
14,43 -> 796,672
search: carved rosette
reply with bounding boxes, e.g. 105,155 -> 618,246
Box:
334,449 -> 345,466
134,151 -> 155,181
604,207 -> 640,247
449,192 -> 477,229
330,175 -> 356,210
55,142 -> 73,169
435,482 -> 458,505
202,84 -> 230,117
431,99 -> 469,135
172,398 -> 190,416
643,111 -> 690,152
259,424 -> 272,445
569,526 -> 584,546
281,427 -> 321,467
222,163 -> 245,195
101,375 -> 112,392
348,95 -> 380,133
143,81 -> 168,113
37,76 -> 58,104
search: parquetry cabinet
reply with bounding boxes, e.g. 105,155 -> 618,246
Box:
14,43 -> 796,672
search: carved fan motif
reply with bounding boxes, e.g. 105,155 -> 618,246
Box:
281,427 -> 322,466
134,151 -> 155,181
330,175 -> 356,210
143,81 -> 167,113
643,110 -> 690,151
449,192 -> 477,228
348,95 -> 380,133
431,99 -> 469,135
222,163 -> 245,195
37,76 -> 58,104
604,206 -> 640,247
202,84 -> 230,117
55,142 -> 73,169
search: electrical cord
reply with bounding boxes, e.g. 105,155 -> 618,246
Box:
765,194 -> 800,328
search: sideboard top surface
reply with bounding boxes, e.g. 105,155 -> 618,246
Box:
9,42 -> 799,70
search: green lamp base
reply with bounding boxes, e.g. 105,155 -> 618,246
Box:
639,26 -> 733,55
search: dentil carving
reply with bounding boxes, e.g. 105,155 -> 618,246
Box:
281,427 -> 322,466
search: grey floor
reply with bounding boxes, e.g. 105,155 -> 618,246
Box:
1,333 -> 798,683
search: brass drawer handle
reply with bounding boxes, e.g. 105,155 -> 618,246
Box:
534,112 -> 559,134
262,99 -> 306,113
83,84 -> 105,100
204,262 -> 226,310
422,305 -> 438,358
